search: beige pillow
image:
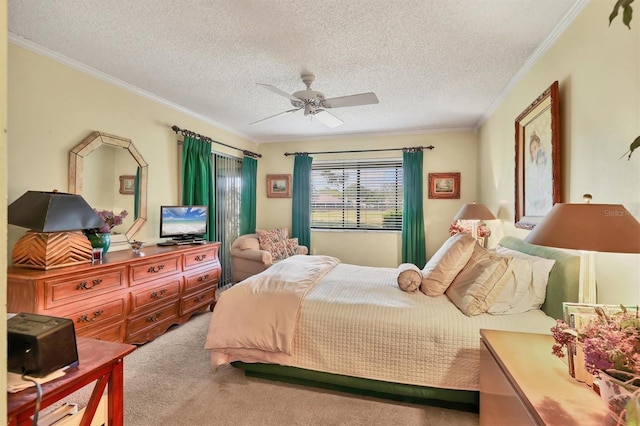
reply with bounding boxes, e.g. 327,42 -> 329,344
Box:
445,245 -> 514,316
396,263 -> 422,293
237,236 -> 260,251
420,233 -> 477,296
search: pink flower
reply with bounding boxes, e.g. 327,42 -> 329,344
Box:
91,209 -> 128,234
551,306 -> 640,377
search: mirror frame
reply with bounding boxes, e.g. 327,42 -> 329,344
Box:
69,131 -> 148,248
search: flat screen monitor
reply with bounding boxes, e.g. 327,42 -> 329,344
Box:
159,205 -> 208,240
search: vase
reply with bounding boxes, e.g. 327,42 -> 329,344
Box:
598,369 -> 640,425
86,233 -> 111,256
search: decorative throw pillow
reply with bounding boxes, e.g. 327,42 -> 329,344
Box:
494,245 -> 556,309
420,233 -> 477,297
445,245 -> 514,316
396,263 -> 422,293
261,239 -> 289,261
256,228 -> 288,249
285,238 -> 299,257
487,256 -> 536,315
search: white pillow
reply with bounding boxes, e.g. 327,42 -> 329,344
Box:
420,234 -> 477,296
487,257 -> 535,314
493,245 -> 556,310
446,245 -> 514,316
397,263 -> 421,293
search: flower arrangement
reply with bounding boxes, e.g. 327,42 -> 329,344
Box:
89,209 -> 128,234
448,220 -> 491,237
551,305 -> 640,377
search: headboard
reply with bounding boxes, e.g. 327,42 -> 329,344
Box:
498,236 -> 580,320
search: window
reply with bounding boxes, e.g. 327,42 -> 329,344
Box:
311,159 -> 403,230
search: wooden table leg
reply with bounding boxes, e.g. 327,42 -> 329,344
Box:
108,358 -> 125,426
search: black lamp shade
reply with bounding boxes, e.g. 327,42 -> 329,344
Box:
8,191 -> 105,232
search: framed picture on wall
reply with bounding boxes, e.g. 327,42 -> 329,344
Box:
515,80 -> 561,229
428,173 -> 460,199
119,175 -> 135,195
266,174 -> 292,198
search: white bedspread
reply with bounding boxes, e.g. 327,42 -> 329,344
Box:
206,259 -> 557,391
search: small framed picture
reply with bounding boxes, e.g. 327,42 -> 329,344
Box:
266,174 -> 292,198
119,175 -> 136,195
428,172 -> 460,199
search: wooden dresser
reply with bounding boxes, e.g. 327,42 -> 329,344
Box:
7,242 -> 221,344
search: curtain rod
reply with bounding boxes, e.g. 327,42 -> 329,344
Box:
171,125 -> 261,158
283,145 -> 434,156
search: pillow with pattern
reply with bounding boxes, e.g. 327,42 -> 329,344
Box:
256,228 -> 288,249
261,239 -> 289,261
285,238 -> 299,257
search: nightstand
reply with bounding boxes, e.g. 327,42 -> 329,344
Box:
479,329 -> 614,426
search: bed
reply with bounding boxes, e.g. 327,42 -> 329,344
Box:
205,236 -> 580,410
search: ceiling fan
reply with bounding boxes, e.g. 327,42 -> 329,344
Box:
251,72 -> 379,128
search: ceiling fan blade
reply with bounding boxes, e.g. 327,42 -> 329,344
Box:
256,83 -> 299,101
250,108 -> 301,125
312,109 -> 344,128
322,92 -> 379,108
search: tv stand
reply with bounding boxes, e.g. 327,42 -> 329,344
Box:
158,236 -> 205,246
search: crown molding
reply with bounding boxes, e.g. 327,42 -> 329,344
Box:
473,0 -> 589,130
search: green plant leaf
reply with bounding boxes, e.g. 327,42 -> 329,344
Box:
626,394 -> 640,426
610,0 -> 635,29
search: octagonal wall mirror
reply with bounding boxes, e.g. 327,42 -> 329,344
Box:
69,131 -> 148,248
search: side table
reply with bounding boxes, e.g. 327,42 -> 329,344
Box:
8,337 -> 135,426
479,329 -> 613,425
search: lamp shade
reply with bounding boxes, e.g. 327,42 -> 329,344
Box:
454,203 -> 496,221
8,190 -> 104,232
524,203 -> 640,254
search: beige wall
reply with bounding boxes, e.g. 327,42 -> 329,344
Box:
477,0 -> 640,304
257,131 -> 477,267
7,44 -> 257,257
1,0 -> 8,420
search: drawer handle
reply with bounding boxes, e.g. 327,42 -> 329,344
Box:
197,274 -> 210,282
150,289 -> 168,300
146,312 -> 162,323
77,310 -> 104,323
194,295 -> 205,303
77,278 -> 102,290
148,264 -> 165,273
194,254 -> 207,262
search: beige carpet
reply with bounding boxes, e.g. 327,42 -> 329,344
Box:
119,311 -> 480,426
53,311 -> 479,425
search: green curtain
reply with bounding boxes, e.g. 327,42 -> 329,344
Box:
134,167 -> 140,220
181,135 -> 215,240
402,149 -> 426,267
239,155 -> 257,235
292,154 -> 313,251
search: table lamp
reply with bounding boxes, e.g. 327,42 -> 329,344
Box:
524,194 -> 640,303
454,202 -> 496,239
8,190 -> 105,269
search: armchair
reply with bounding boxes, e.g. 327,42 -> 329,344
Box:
230,233 -> 308,283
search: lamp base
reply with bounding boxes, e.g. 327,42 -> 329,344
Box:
12,230 -> 93,270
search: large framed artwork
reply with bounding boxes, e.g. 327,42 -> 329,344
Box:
428,172 -> 460,199
266,174 -> 292,198
514,81 -> 561,229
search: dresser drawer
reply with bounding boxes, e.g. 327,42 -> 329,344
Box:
183,246 -> 219,270
77,321 -> 125,342
129,255 -> 181,286
126,301 -> 179,337
66,298 -> 126,332
183,268 -> 219,294
181,287 -> 216,315
45,268 -> 126,309
129,279 -> 181,313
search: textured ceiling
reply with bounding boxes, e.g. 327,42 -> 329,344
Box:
8,0 -> 584,143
